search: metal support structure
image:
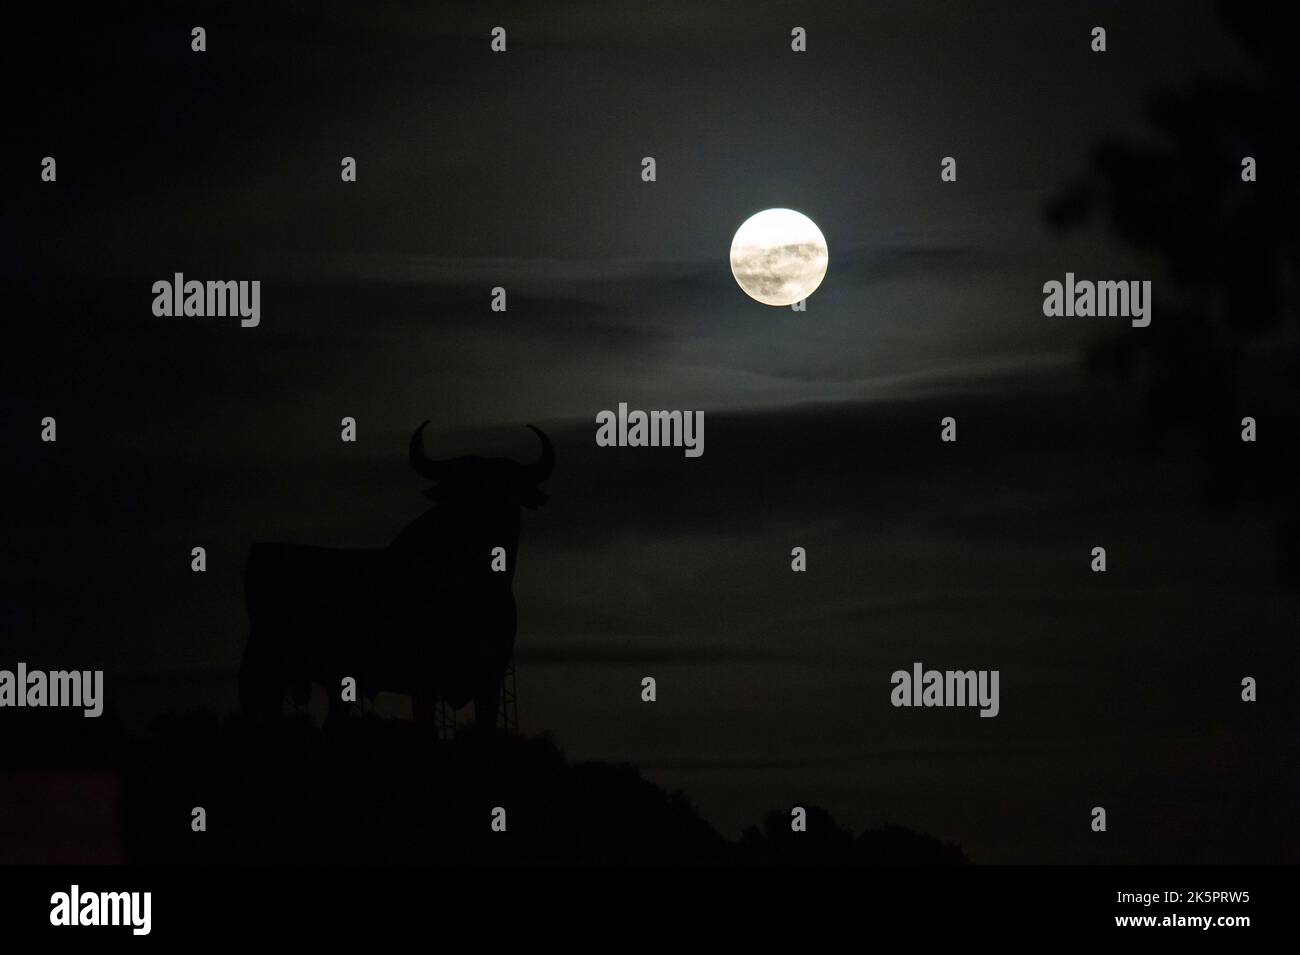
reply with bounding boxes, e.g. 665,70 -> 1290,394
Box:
498,651 -> 519,734
430,651 -> 518,739
436,697 -> 457,741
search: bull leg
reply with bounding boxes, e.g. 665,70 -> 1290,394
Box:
239,634 -> 281,721
412,690 -> 434,727
324,683 -> 350,730
412,690 -> 445,744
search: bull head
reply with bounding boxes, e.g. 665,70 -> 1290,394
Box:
409,421 -> 554,508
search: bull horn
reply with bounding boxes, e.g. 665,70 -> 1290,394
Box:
409,420 -> 446,480
522,425 -> 554,483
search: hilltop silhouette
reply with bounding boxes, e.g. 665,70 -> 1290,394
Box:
0,706 -> 967,865
120,712 -> 968,865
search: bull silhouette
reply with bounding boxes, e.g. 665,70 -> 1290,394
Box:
239,421 -> 553,729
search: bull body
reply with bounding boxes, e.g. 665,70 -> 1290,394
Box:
239,423 -> 550,729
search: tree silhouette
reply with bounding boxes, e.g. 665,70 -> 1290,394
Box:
740,806 -> 968,865
1046,0 -> 1300,583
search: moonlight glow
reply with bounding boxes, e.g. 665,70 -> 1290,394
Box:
729,208 -> 828,306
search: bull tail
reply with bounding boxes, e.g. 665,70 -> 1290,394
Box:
239,630 -> 284,720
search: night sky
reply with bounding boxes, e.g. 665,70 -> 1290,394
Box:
5,1 -> 1298,863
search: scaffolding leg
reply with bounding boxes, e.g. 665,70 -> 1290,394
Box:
498,652 -> 519,734
436,697 -> 456,741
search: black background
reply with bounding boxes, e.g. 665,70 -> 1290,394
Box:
3,0 -> 1298,871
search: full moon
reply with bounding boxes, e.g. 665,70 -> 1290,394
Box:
729,208 -> 828,306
